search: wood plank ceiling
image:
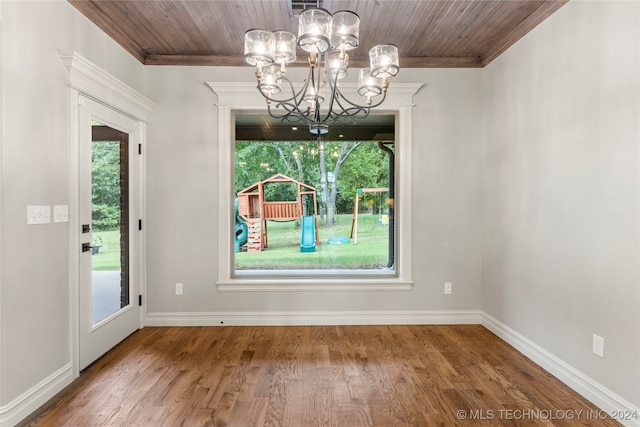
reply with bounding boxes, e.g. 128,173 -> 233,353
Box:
68,0 -> 567,68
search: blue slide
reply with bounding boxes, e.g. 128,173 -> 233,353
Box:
235,198 -> 248,253
300,215 -> 316,253
235,221 -> 248,253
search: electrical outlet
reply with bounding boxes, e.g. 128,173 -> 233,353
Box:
444,282 -> 452,294
592,334 -> 604,358
175,283 -> 183,296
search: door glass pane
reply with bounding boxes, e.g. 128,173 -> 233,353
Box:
91,124 -> 129,325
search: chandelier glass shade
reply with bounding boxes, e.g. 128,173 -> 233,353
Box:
243,8 -> 399,135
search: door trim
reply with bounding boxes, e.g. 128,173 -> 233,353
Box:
61,51 -> 152,377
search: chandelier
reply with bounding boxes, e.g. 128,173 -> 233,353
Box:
243,8 -> 400,135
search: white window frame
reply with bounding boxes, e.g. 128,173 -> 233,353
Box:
207,82 -> 422,292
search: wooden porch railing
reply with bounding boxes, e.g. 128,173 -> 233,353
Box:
263,201 -> 300,220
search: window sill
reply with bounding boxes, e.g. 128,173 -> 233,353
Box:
216,278 -> 413,292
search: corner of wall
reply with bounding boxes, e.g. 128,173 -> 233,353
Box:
0,0 -> 6,412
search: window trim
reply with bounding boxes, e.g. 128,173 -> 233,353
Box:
207,82 -> 422,292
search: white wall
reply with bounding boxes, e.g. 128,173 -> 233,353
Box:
141,65 -> 484,316
482,0 -> 640,408
0,0 -> 145,420
3,0 -> 638,425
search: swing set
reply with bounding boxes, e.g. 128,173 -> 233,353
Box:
349,187 -> 389,244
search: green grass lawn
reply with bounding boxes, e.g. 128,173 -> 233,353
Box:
92,213 -> 392,271
236,213 -> 391,270
91,230 -> 121,271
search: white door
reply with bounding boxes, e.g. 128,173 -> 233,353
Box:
79,96 -> 141,370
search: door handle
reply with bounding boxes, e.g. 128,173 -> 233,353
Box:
82,242 -> 92,253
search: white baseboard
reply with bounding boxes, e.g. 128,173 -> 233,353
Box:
0,363 -> 74,427
481,312 -> 640,427
145,309 -> 483,327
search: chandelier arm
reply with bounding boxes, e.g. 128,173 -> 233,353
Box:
334,86 -> 390,110
333,106 -> 371,121
257,68 -> 319,125
320,62 -> 342,124
320,61 -> 359,114
266,103 -> 300,120
331,95 -> 357,116
267,101 -> 313,125
287,68 -> 316,108
321,107 -> 371,126
283,70 -> 315,123
255,75 -> 307,105
326,96 -> 371,125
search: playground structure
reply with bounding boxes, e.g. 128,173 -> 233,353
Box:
350,187 -> 389,245
236,174 -> 318,252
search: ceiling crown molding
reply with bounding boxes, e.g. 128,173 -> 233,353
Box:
207,82 -> 423,108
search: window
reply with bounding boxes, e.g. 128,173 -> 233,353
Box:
208,82 -> 420,291
235,115 -> 395,273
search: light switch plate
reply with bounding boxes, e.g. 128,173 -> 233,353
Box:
27,205 -> 51,224
54,205 -> 69,223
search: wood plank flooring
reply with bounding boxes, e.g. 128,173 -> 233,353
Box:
23,325 -> 621,426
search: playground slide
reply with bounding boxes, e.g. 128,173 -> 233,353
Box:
300,215 -> 316,253
235,222 -> 248,253
235,198 -> 248,252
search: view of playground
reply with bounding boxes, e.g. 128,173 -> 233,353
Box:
234,136 -> 394,271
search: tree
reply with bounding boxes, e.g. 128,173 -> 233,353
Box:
235,141 -> 307,192
235,141 -> 283,191
235,139 -> 389,227
92,141 -> 121,230
334,142 -> 389,212
317,141 -> 362,226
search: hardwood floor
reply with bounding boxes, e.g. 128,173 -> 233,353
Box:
23,325 -> 620,426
